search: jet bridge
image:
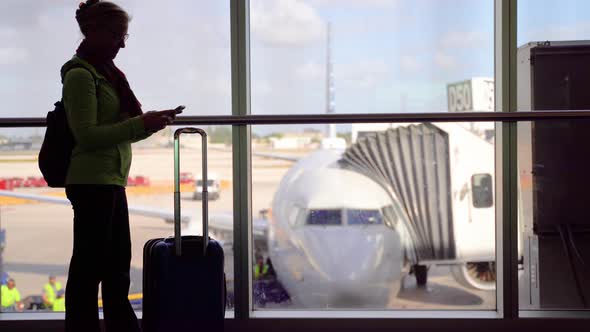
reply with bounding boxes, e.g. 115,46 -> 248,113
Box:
340,123 -> 456,263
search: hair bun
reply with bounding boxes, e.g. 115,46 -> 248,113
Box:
76,0 -> 99,21
78,0 -> 100,11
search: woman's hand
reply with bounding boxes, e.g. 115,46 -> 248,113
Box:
155,108 -> 182,122
141,110 -> 177,133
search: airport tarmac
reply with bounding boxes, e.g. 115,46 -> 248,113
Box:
0,147 -> 495,311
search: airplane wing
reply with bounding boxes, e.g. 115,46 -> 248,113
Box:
210,146 -> 300,162
252,152 -> 299,162
0,190 -> 267,238
179,210 -> 268,238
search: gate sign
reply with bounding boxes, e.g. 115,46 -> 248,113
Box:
447,80 -> 473,112
447,78 -> 495,112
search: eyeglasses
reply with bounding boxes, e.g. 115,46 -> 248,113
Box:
101,25 -> 129,43
114,32 -> 129,43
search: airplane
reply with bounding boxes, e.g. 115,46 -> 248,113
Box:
265,148 -> 404,307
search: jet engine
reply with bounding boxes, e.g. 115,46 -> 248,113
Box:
451,262 -> 496,291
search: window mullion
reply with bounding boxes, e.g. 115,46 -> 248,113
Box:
496,0 -> 519,320
231,0 -> 252,321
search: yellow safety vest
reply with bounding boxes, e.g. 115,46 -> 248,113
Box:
43,282 -> 63,309
53,296 -> 66,312
1,285 -> 21,308
254,264 -> 269,279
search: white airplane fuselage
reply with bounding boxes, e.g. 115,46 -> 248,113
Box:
268,150 -> 405,308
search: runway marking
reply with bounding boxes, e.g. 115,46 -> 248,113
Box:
0,196 -> 37,205
0,159 -> 37,163
221,179 -> 231,190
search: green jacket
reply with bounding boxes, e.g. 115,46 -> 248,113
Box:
61,56 -> 150,186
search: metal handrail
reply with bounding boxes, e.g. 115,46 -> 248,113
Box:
2,110 -> 590,127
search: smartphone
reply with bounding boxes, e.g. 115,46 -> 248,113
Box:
174,105 -> 186,114
155,106 -> 184,117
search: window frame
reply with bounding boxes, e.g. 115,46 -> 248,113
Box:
235,0 -> 507,319
2,0 -> 590,327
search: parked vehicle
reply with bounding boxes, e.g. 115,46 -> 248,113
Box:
193,172 -> 220,201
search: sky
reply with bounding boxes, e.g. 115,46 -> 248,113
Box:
0,0 -> 588,136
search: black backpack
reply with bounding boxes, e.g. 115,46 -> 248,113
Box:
38,66 -> 97,188
38,101 -> 75,187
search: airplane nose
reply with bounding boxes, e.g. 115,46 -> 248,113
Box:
301,228 -> 401,283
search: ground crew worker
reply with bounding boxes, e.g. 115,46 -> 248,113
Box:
53,289 -> 66,312
42,275 -> 64,311
1,278 -> 23,312
254,256 -> 269,280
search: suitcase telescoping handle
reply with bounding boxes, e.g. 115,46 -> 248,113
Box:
174,128 -> 208,257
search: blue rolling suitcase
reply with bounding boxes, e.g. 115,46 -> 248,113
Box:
142,128 -> 226,331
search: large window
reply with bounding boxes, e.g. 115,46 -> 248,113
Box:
518,0 -> 590,45
0,0 -> 231,119
0,127 -> 234,313
251,122 -> 496,311
250,0 -> 494,115
517,0 -> 590,313
0,0 -> 233,315
518,120 -> 590,311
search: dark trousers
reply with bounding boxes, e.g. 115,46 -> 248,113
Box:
65,185 -> 139,332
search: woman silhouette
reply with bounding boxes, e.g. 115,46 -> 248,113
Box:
62,1 -> 179,331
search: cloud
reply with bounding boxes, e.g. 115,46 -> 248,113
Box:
0,47 -> 30,65
183,66 -> 231,97
434,52 -> 458,70
204,76 -> 232,96
295,62 -> 324,81
0,0 -> 74,28
440,30 -> 488,49
307,0 -> 400,9
339,59 -> 391,89
400,55 -> 422,72
522,23 -> 590,43
251,0 -> 325,47
253,80 -> 273,97
0,0 -> 235,118
0,27 -> 17,39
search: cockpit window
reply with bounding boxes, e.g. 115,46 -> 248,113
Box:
307,210 -> 342,225
347,209 -> 383,225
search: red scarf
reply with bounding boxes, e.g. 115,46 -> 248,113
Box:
76,40 -> 143,118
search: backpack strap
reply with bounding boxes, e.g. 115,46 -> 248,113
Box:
57,65 -> 100,126
54,64 -> 98,108
61,64 -> 99,103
